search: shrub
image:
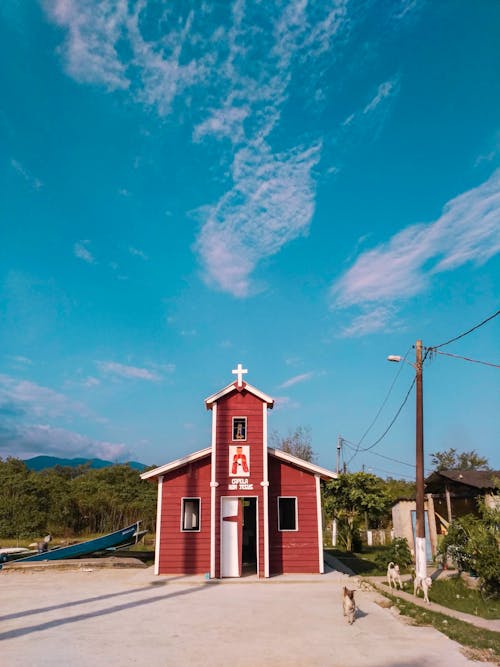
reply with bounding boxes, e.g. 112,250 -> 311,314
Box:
439,508 -> 499,598
375,537 -> 413,570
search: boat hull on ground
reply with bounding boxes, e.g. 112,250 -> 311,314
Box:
10,522 -> 142,563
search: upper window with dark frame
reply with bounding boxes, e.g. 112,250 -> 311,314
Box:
181,498 -> 200,531
232,417 -> 247,441
278,497 -> 297,531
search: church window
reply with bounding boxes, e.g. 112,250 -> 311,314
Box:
181,498 -> 201,531
232,417 -> 247,441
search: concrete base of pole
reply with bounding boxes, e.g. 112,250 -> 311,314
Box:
415,536 -> 427,579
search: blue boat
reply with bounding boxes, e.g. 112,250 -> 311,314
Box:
8,522 -> 143,563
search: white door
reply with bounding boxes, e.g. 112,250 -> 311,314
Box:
221,497 -> 241,577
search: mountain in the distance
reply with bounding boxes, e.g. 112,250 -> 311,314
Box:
23,455 -> 147,472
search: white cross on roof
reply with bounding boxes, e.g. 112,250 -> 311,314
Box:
232,363 -> 248,387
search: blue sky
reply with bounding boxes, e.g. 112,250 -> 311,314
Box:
1,0 -> 499,479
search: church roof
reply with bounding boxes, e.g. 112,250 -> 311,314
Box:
140,447 -> 211,480
141,446 -> 336,481
268,447 -> 337,481
204,381 -> 274,409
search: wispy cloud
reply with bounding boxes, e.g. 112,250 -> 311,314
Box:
0,422 -> 131,461
6,355 -> 33,366
97,361 -> 161,381
0,373 -> 126,458
11,158 -> 43,190
196,140 -> 321,296
272,396 -> 300,411
43,2 -> 415,297
43,0 -> 129,90
74,240 -> 95,264
363,78 -> 399,114
279,372 -> 315,388
341,76 -> 400,132
129,246 -> 148,260
331,169 -> 500,333
0,374 -> 88,419
337,306 -> 399,338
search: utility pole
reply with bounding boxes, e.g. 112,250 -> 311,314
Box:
336,435 -> 342,475
415,339 -> 426,579
387,341 -> 427,579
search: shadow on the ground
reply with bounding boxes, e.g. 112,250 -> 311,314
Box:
0,579 -> 216,641
0,574 -> 216,639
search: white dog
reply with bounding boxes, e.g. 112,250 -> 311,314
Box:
414,575 -> 432,603
387,562 -> 403,590
342,586 -> 356,625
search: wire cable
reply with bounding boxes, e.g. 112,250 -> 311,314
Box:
431,309 -> 500,350
434,350 -> 500,369
344,347 -> 412,467
346,376 -> 416,464
357,347 -> 411,447
364,465 -> 416,481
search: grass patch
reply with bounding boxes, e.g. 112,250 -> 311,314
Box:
381,590 -> 500,664
325,545 -> 405,576
430,576 -> 500,620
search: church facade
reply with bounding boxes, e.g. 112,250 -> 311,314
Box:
141,365 -> 336,578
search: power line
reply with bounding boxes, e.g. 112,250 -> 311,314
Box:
431,309 -> 500,350
350,376 -> 416,456
357,347 -> 411,447
343,438 -> 432,476
344,347 -> 411,466
434,350 -> 500,369
365,450 -> 416,469
364,465 -> 416,481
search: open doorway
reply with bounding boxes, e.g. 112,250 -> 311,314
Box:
241,497 -> 257,576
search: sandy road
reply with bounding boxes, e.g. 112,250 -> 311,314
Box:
0,565 -> 496,667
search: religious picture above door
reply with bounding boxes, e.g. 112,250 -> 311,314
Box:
229,445 -> 250,476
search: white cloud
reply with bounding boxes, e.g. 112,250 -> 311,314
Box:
0,373 -> 88,419
0,422 -> 130,461
331,170 -> 500,329
196,140 -> 321,296
272,396 -> 300,411
129,246 -> 148,260
363,78 -> 399,114
336,306 -> 397,338
74,240 -> 95,264
11,159 -> 43,190
43,0 -> 129,90
97,360 -> 161,381
7,355 -> 33,366
83,376 -> 100,387
279,372 -> 314,388
43,2 -> 414,299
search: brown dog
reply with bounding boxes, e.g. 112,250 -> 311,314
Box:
342,586 -> 356,624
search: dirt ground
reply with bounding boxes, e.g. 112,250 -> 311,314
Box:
0,563 -> 497,667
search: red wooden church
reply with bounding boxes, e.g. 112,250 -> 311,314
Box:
141,364 -> 336,578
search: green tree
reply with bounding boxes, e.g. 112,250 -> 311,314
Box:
323,472 -> 391,551
382,477 -> 416,503
0,458 -> 48,539
430,448 -> 490,471
269,426 -> 315,462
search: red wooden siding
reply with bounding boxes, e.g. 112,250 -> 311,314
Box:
214,389 -> 266,578
157,457 -> 211,575
268,457 -> 320,574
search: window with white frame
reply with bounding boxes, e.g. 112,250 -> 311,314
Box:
181,498 -> 201,531
232,416 -> 247,441
278,497 -> 297,531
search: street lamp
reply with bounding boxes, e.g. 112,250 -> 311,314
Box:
387,340 -> 426,580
